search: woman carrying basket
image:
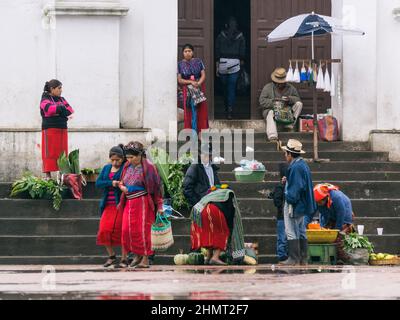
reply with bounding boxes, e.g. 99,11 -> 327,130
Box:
117,141 -> 164,268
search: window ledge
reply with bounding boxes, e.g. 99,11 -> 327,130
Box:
44,1 -> 129,17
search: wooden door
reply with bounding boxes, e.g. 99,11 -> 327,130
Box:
178,0 -> 214,119
251,0 -> 332,119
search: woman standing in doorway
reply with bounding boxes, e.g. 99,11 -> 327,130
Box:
177,44 -> 209,135
117,141 -> 164,268
40,79 -> 74,179
216,16 -> 246,120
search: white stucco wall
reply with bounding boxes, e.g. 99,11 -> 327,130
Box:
0,0 -> 52,129
0,0 -> 124,129
341,0 -> 378,141
119,0 -> 145,129
142,0 -> 177,135
55,15 -> 121,128
376,0 -> 400,130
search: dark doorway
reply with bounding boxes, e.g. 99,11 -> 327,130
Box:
214,0 -> 251,120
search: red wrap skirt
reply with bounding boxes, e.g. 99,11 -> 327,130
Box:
191,203 -> 230,251
41,128 -> 68,173
96,204 -> 123,246
122,195 -> 155,256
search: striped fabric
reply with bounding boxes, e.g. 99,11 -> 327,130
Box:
190,189 -> 245,261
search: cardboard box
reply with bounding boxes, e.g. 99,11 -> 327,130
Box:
299,119 -> 314,132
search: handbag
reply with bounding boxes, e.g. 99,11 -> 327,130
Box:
187,85 -> 207,105
151,213 -> 174,251
273,99 -> 295,125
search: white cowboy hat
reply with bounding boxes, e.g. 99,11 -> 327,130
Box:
281,139 -> 306,154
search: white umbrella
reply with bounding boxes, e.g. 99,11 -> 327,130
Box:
266,12 -> 365,161
267,12 -> 365,59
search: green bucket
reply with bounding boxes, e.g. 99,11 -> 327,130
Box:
234,170 -> 265,182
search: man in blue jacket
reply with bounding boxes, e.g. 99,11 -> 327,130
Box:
281,139 -> 317,265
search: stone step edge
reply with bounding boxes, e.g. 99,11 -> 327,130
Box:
0,234 -> 398,238
1,217 -> 399,221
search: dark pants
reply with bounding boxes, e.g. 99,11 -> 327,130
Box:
277,219 -> 288,260
220,71 -> 240,112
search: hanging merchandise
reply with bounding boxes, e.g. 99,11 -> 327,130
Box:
316,63 -> 325,90
324,63 -> 331,92
307,61 -> 313,80
313,63 -> 318,83
286,61 -> 294,82
330,70 -> 336,97
293,61 -> 301,83
300,61 -> 308,82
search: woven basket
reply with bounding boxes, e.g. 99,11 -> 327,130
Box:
369,257 -> 400,266
151,214 -> 174,251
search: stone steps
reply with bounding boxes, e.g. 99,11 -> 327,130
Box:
1,126 -> 400,265
1,199 -> 400,218
0,234 -> 397,258
167,141 -> 370,152
12,181 -> 396,200
219,151 -> 389,162
219,171 -> 400,181
0,217 -> 398,236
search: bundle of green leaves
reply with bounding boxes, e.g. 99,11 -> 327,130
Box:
150,148 -> 192,210
57,149 -> 80,174
344,232 -> 375,254
10,173 -> 66,210
81,168 -> 101,175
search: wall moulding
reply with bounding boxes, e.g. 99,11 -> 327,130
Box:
43,1 -> 129,17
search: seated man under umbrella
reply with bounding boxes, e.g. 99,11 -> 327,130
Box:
259,68 -> 303,142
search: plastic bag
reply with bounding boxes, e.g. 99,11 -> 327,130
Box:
316,64 -> 325,89
318,116 -> 339,141
293,62 -> 301,83
286,62 -> 294,82
346,248 -> 370,265
300,62 -> 308,82
324,66 -> 331,92
237,69 -> 250,94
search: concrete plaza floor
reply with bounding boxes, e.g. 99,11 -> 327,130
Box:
0,265 -> 399,300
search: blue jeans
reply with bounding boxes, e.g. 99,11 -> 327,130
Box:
284,202 -> 307,240
220,71 -> 240,112
277,219 -> 288,260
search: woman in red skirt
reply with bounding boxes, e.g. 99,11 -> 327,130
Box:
177,44 -> 209,135
117,141 -> 164,268
95,144 -> 126,268
40,79 -> 74,179
183,145 -> 242,265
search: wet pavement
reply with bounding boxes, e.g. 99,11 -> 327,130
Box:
0,265 -> 399,300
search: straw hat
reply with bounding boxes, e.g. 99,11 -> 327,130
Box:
281,139 -> 306,154
271,67 -> 287,84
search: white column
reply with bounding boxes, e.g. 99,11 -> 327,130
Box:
341,0 -> 377,141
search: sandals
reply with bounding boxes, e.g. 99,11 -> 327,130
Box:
117,259 -> 129,269
129,256 -> 143,268
209,259 -> 227,266
134,263 -> 150,269
103,255 -> 117,268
